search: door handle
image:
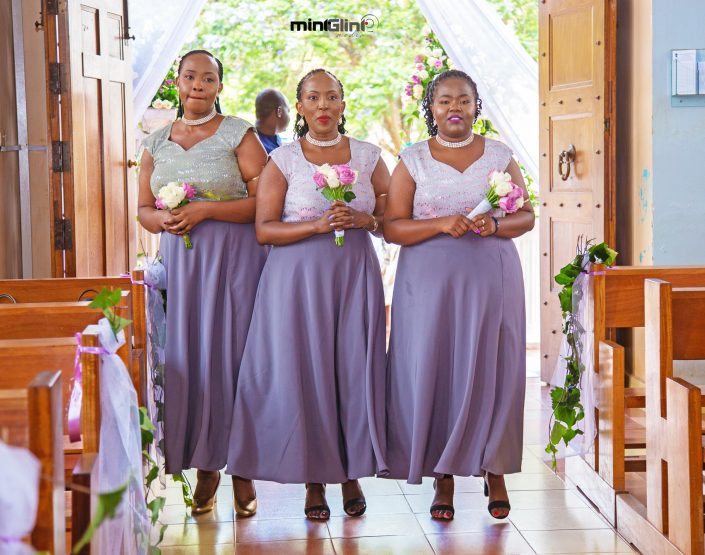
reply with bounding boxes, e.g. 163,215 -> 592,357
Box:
127,159 -> 138,168
558,144 -> 576,181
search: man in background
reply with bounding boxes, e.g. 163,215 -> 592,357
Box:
255,89 -> 290,154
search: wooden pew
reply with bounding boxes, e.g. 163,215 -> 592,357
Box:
615,280 -> 705,555
565,265 -> 705,525
0,271 -> 147,404
0,371 -> 66,555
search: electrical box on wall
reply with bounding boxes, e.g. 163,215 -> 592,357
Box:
672,49 -> 705,107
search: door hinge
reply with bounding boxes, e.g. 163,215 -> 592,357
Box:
54,217 -> 73,250
49,62 -> 64,94
46,0 -> 66,16
52,141 -> 70,172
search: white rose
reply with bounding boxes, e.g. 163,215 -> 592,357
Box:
489,171 -> 513,196
412,84 -> 424,99
418,69 -> 429,80
317,164 -> 340,188
427,57 -> 439,68
432,48 -> 443,58
158,182 -> 186,209
515,196 -> 525,209
151,99 -> 161,109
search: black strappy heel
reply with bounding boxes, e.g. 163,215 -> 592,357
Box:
343,497 -> 367,517
483,474 -> 511,519
430,474 -> 455,520
304,483 -> 330,521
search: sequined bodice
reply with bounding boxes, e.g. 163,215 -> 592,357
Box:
401,137 -> 513,219
270,137 -> 379,222
141,116 -> 253,201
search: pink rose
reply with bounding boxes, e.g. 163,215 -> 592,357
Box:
313,171 -> 328,189
155,198 -> 166,210
404,85 -> 413,96
414,54 -> 424,63
416,63 -> 424,71
334,164 -> 357,185
434,59 -> 443,69
508,185 -> 523,200
183,182 -> 197,199
499,194 -> 518,213
411,74 -> 421,85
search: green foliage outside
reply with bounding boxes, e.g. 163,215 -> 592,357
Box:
185,0 -> 538,155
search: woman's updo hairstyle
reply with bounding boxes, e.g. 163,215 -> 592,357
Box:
293,68 -> 347,138
421,69 -> 482,136
176,49 -> 224,118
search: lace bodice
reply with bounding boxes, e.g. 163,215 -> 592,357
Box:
141,116 -> 253,201
269,137 -> 380,222
401,137 -> 513,219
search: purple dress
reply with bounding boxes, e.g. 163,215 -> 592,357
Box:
141,117 -> 268,473
385,138 -> 526,484
226,137 -> 388,483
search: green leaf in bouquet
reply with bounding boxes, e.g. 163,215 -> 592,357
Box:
321,188 -> 335,202
343,191 -> 356,203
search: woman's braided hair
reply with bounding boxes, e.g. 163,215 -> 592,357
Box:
176,49 -> 224,118
293,68 -> 347,138
421,69 -> 482,136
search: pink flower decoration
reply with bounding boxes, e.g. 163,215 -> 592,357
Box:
434,59 -> 443,69
334,164 -> 356,185
183,182 -> 197,199
508,184 -> 523,200
416,63 -> 425,71
313,171 -> 328,189
411,75 -> 421,84
499,195 -> 518,213
414,54 -> 424,64
165,79 -> 174,85
155,198 -> 166,210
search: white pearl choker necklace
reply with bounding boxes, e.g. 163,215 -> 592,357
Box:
181,108 -> 218,126
305,132 -> 342,147
435,132 -> 475,148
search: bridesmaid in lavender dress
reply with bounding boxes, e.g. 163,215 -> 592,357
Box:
384,70 -> 535,521
227,69 -> 390,521
138,50 -> 267,515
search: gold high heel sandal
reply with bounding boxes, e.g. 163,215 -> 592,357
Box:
232,476 -> 257,517
192,470 -> 221,515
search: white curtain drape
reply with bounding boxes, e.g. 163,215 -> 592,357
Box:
415,0 -> 538,182
129,0 -> 208,127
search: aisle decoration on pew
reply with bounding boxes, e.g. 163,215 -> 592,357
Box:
0,441 -> 41,555
545,238 -> 617,469
140,255 -> 193,509
71,288 -> 168,554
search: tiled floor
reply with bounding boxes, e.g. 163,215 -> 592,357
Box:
156,369 -> 636,554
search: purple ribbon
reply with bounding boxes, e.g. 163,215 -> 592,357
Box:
67,333 -> 108,443
0,537 -> 23,544
120,272 -> 145,286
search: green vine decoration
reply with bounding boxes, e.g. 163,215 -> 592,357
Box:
545,238 -> 617,469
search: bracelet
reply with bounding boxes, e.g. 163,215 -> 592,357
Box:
491,216 -> 500,234
367,215 -> 379,233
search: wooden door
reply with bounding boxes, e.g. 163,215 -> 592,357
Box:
64,0 -> 136,276
539,0 -> 617,382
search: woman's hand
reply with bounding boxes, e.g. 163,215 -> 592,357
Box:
312,202 -> 352,234
437,214 -> 473,238
466,211 -> 496,237
167,202 -> 210,235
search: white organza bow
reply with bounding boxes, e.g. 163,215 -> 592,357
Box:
0,441 -> 40,555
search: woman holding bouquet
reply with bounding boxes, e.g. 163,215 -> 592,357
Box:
227,69 -> 390,521
383,70 -> 535,521
138,50 -> 267,515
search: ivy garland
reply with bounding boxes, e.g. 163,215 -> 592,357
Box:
545,238 -> 617,469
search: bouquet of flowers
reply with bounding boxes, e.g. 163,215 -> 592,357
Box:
467,170 -> 525,220
155,182 -> 197,249
314,163 -> 358,247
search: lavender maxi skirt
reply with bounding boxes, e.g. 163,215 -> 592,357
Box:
162,220 -> 267,474
227,230 -> 388,483
385,233 -> 526,484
